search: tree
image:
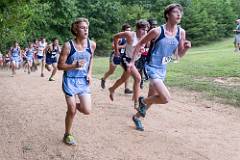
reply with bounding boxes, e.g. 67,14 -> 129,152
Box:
181,0 -> 217,45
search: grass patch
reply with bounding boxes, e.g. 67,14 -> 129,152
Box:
93,38 -> 240,106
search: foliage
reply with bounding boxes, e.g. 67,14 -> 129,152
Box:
0,0 -> 239,55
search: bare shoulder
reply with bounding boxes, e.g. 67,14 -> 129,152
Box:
179,27 -> 186,37
90,40 -> 96,51
125,31 -> 136,42
60,41 -> 71,55
150,27 -> 161,41
152,27 -> 161,34
63,42 -> 71,50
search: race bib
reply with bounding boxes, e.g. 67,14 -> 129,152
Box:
162,56 -> 172,65
51,51 -> 57,58
52,51 -> 57,55
120,48 -> 125,54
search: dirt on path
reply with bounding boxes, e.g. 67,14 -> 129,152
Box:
0,70 -> 240,160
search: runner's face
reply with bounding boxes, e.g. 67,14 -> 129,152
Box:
168,7 -> 182,24
138,27 -> 147,37
14,43 -> 19,47
75,22 -> 89,38
53,39 -> 59,45
125,27 -> 131,31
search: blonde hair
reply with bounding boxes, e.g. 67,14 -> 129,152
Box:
71,17 -> 89,36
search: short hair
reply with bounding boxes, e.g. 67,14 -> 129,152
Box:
39,37 -> 45,41
164,3 -> 183,21
121,23 -> 131,31
147,19 -> 158,27
71,17 -> 89,36
136,19 -> 149,30
51,37 -> 58,42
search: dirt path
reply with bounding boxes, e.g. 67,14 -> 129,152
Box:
0,69 -> 240,160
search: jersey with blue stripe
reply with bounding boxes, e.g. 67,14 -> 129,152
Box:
64,39 -> 92,78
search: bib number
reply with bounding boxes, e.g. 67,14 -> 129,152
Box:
120,48 -> 125,54
162,56 -> 172,64
51,51 -> 57,58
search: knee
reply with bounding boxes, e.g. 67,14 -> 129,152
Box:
67,108 -> 77,117
134,75 -> 141,84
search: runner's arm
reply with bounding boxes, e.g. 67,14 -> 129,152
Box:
23,48 -> 28,58
57,42 -> 78,71
113,31 -> 131,55
178,29 -> 191,57
45,44 -> 51,55
43,44 -> 48,57
87,41 -> 96,76
111,39 -> 126,50
131,28 -> 159,62
18,47 -> 23,57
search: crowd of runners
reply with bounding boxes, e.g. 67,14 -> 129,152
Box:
0,37 -> 61,81
1,3 -> 192,145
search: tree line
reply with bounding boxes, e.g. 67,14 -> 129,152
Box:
0,0 -> 239,56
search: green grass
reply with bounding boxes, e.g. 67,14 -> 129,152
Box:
93,38 -> 240,106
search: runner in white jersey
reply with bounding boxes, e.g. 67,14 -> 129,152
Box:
3,53 -> 11,69
37,37 -> 47,77
108,20 -> 149,109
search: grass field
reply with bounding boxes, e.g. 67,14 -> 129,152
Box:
93,38 -> 240,106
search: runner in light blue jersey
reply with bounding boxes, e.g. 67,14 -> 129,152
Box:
9,41 -> 21,76
130,4 -> 191,131
58,18 -> 96,145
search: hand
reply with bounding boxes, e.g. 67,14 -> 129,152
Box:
184,40 -> 191,49
86,74 -> 92,85
75,60 -> 85,68
139,47 -> 145,54
114,51 -> 120,56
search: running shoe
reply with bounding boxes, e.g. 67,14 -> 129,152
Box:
63,133 -> 76,145
101,78 -> 105,89
132,116 -> 144,131
49,77 -> 55,81
124,88 -> 133,94
137,96 -> 147,117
